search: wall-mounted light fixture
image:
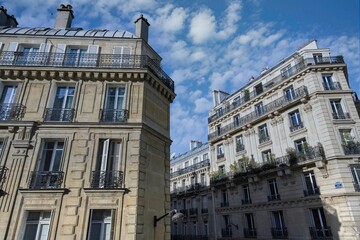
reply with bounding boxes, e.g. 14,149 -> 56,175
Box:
154,209 -> 184,227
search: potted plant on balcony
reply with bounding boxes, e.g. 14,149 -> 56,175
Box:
243,89 -> 250,102
286,148 -> 298,166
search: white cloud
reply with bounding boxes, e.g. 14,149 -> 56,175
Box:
217,1 -> 242,40
194,97 -> 213,113
188,9 -> 216,44
152,5 -> 187,34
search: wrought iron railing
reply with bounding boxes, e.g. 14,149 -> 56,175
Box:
0,51 -> 174,91
209,86 -> 308,141
0,103 -> 26,121
236,143 -> 245,152
221,228 -> 232,237
304,187 -> 320,197
342,142 -> 360,155
90,170 -> 124,188
268,194 -> 281,201
271,227 -> 288,239
323,82 -> 342,91
290,122 -> 304,132
28,171 -> 64,189
309,227 -> 332,239
0,166 -> 8,190
244,228 -> 257,238
259,136 -> 271,144
217,153 -> 224,159
208,56 -> 344,123
100,109 -> 129,122
44,108 -> 74,122
170,159 -> 210,178
332,112 -> 351,120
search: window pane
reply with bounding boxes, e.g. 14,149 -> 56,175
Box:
39,224 -> 50,240
23,224 -> 37,240
89,223 -> 101,240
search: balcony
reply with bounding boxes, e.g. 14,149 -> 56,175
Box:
290,122 -> 304,132
220,201 -> 229,207
259,136 -> 271,144
323,82 -> 342,91
208,56 -> 344,124
0,51 -> 174,91
44,108 -> 74,122
332,112 -> 351,120
271,227 -> 288,239
268,194 -> 281,201
0,103 -> 26,121
244,228 -> 257,238
309,227 -> 332,239
209,86 -> 309,141
342,142 -> 360,155
236,143 -> 245,152
304,187 -> 320,197
90,170 -> 124,188
241,198 -> 252,205
170,159 -> 210,178
29,171 -> 64,189
221,228 -> 232,238
217,153 -> 224,159
100,109 -> 129,122
0,166 -> 8,190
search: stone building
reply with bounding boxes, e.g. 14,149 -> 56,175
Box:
0,4 -> 175,240
171,40 -> 360,240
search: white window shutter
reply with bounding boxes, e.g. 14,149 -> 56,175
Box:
87,45 -> 99,54
122,47 -> 131,55
7,42 -> 18,51
113,46 -> 123,55
101,139 -> 110,172
39,43 -> 52,52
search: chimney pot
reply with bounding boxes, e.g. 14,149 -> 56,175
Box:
135,14 -> 150,42
54,3 -> 74,29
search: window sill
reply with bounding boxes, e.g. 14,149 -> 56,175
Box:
236,149 -> 247,156
258,140 -> 272,149
332,119 -> 355,125
289,127 -> 307,138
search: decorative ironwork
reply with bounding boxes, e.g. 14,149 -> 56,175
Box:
208,56 -> 344,123
100,109 -> 129,122
271,227 -> 288,239
304,187 -> 320,197
209,86 -> 309,141
221,228 -> 232,237
259,136 -> 271,144
323,82 -> 342,91
29,171 -> 64,189
332,112 -> 351,120
290,122 -> 304,132
0,166 -> 8,190
244,228 -> 257,238
343,142 -> 360,155
0,103 -> 26,121
268,194 -> 281,201
170,159 -> 210,178
44,108 -> 74,122
0,51 -> 174,91
90,170 -> 124,188
309,227 -> 332,239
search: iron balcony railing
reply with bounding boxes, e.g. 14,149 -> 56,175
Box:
208,56 -> 344,123
170,159 -> 210,178
236,143 -> 245,152
0,51 -> 174,91
0,166 -> 8,190
304,187 -> 320,197
323,82 -> 342,91
309,227 -> 332,239
90,170 -> 124,188
332,112 -> 351,120
100,109 -> 129,122
209,86 -> 308,141
342,142 -> 360,155
271,227 -> 288,239
244,228 -> 257,238
290,122 -> 304,132
0,103 -> 26,121
217,153 -> 224,159
44,108 -> 74,122
221,228 -> 233,237
29,171 -> 64,189
259,135 -> 271,144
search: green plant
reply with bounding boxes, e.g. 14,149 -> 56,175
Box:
286,148 -> 298,165
230,161 -> 240,173
243,89 -> 250,102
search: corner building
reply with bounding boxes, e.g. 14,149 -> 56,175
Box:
207,40 -> 360,239
0,5 -> 175,240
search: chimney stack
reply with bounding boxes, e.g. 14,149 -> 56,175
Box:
134,14 -> 150,42
54,4 -> 74,29
0,6 -> 18,27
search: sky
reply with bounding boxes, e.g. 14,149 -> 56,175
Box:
3,0 -> 360,156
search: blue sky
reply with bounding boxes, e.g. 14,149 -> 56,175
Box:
3,0 -> 360,155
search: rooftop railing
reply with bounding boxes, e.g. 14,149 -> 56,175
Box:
170,159 -> 210,178
0,51 -> 174,91
0,103 -> 26,121
208,86 -> 308,141
208,56 -> 344,123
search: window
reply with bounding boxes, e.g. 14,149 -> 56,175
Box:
45,86 -> 75,121
351,165 -> 360,191
330,99 -> 348,119
200,173 -> 206,186
217,144 -> 224,159
322,75 -> 339,90
30,141 -> 64,189
193,157 -> 198,164
112,46 -> 132,67
294,138 -> 307,152
216,125 -> 221,136
102,86 -> 127,122
268,179 -> 280,201
173,182 -> 177,191
203,153 -> 209,161
303,171 -> 319,196
262,150 -> 272,162
258,124 -> 270,144
182,199 -> 187,210
289,110 -> 303,132
222,215 -> 232,237
92,139 -> 122,188
255,102 -> 264,116
271,211 -> 287,238
254,83 -> 263,95
184,161 -> 189,168
217,107 -> 223,117
235,135 -> 244,152
218,165 -> 225,173
339,129 -> 354,144
204,223 -> 208,236
192,223 -> 197,236
221,190 -> 229,207
183,223 -> 187,235
65,47 -> 87,66
283,86 -> 295,101
191,197 -> 196,208
17,46 -> 40,65
233,114 -> 240,127
310,208 -> 332,238
181,179 -> 186,189
88,209 -> 113,240
242,185 -> 251,204
0,85 -> 18,120
313,53 -> 323,63
22,211 -> 51,240
244,213 -> 256,237
202,195 -> 208,210
190,176 -> 196,186
281,64 -> 291,78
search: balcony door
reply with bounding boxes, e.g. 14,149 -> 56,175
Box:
0,85 -> 17,105
51,86 -> 75,121
103,86 -> 126,122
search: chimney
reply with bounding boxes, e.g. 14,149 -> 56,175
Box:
54,4 -> 74,29
134,14 -> 150,42
0,6 -> 18,27
190,140 -> 202,150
